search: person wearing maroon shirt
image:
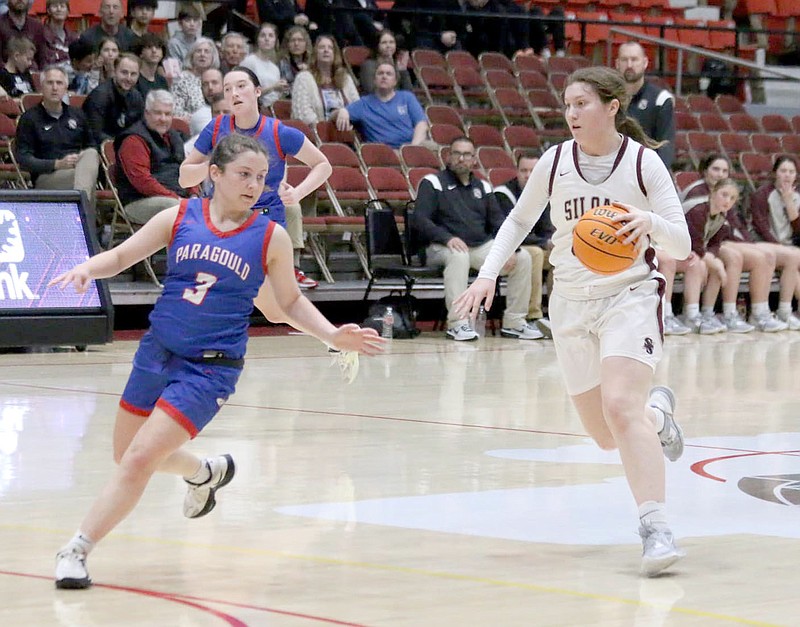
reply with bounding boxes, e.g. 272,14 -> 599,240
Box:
0,0 -> 46,69
114,89 -> 198,225
41,0 -> 77,69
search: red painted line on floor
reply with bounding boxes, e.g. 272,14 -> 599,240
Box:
690,450 -> 800,482
0,570 -> 371,626
0,570 -> 246,626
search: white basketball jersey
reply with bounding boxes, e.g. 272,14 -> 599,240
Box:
547,137 -> 659,299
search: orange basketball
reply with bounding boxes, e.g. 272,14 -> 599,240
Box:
572,205 -> 638,275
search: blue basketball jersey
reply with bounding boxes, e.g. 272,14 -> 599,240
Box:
148,197 -> 276,360
195,114 -> 305,227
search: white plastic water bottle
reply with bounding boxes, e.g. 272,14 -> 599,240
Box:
382,306 -> 394,340
474,305 -> 487,338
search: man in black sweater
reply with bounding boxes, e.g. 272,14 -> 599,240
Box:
16,66 -> 99,227
412,136 -> 541,341
82,53 -> 144,146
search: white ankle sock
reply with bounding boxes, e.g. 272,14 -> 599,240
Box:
722,302 -> 736,316
778,301 -> 792,315
638,501 -> 668,529
752,302 -> 769,317
67,531 -> 94,555
650,406 -> 666,433
685,304 -> 700,318
185,460 -> 211,485
664,302 -> 673,317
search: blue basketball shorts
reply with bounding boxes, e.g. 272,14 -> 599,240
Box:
120,332 -> 243,438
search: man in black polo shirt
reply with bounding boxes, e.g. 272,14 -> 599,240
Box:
615,41 -> 675,170
16,66 -> 99,227
412,136 -> 541,341
83,53 -> 144,146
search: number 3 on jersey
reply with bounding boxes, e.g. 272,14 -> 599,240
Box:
183,272 -> 218,305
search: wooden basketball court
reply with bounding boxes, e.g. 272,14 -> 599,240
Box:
1,330 -> 798,626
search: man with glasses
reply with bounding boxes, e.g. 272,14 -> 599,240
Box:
412,137 -> 543,341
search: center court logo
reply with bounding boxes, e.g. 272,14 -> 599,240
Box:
0,208 -> 37,300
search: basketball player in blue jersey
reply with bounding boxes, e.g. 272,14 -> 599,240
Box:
455,67 -> 691,577
180,67 -> 360,382
50,134 -> 384,590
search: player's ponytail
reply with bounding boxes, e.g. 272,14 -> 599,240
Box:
210,133 -> 270,170
564,67 -> 666,151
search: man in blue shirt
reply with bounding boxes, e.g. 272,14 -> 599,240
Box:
333,62 -> 429,149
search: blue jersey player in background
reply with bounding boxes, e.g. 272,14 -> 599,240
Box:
50,133 -> 384,590
181,66 -> 330,291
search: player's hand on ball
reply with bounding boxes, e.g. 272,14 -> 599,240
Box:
610,201 -> 652,249
453,277 -> 496,321
331,324 -> 386,355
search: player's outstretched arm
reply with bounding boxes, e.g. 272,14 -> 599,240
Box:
453,277 -> 497,322
48,206 -> 178,293
254,228 -> 385,355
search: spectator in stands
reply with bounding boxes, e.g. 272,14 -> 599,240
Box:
458,0 -> 534,60
115,89 -> 195,225
127,0 -> 157,49
278,25 -> 311,87
657,245 -> 711,334
333,62 -> 426,148
256,0 -> 309,35
359,29 -> 412,95
167,7 -> 202,69
749,155 -> 800,329
0,0 -> 46,69
241,23 -> 288,110
83,53 -> 144,146
67,39 -> 94,94
751,156 -> 800,248
494,151 -> 553,332
171,37 -> 220,118
0,36 -> 35,96
412,136 -> 541,341
189,68 -> 224,137
91,36 -> 120,89
615,42 -> 675,170
42,0 -> 77,70
134,33 -> 169,98
527,4 -> 566,58
684,177 -> 787,332
389,0 -> 460,53
683,153 -> 795,332
291,34 -> 359,126
219,32 -> 248,74
79,0 -> 136,53
16,66 -> 99,227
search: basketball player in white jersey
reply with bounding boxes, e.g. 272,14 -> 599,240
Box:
454,66 -> 691,577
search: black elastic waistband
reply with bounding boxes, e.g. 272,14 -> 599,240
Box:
187,352 -> 245,369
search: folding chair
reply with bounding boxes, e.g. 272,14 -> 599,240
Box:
411,49 -> 447,69
359,143 -> 403,169
270,99 -> 292,120
315,120 -> 358,146
366,166 -> 412,207
740,152 -> 775,191
750,133 -> 782,154
416,66 -> 460,107
728,113 -> 761,133
407,167 -> 438,198
363,199 -> 440,301
319,142 -> 361,169
446,50 -> 479,72
467,124 -> 505,149
698,112 -> 730,133
503,125 -> 542,155
686,94 -> 719,114
488,167 -> 517,186
400,145 -> 442,170
430,123 -> 463,146
512,53 -> 547,76
491,88 -> 534,126
675,170 -> 701,193
477,146 -> 514,171
426,104 -> 466,132
759,114 -> 792,134
20,93 -> 43,112
98,140 -> 161,286
342,45 -> 370,74
714,94 -> 746,114
479,51 -> 515,74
